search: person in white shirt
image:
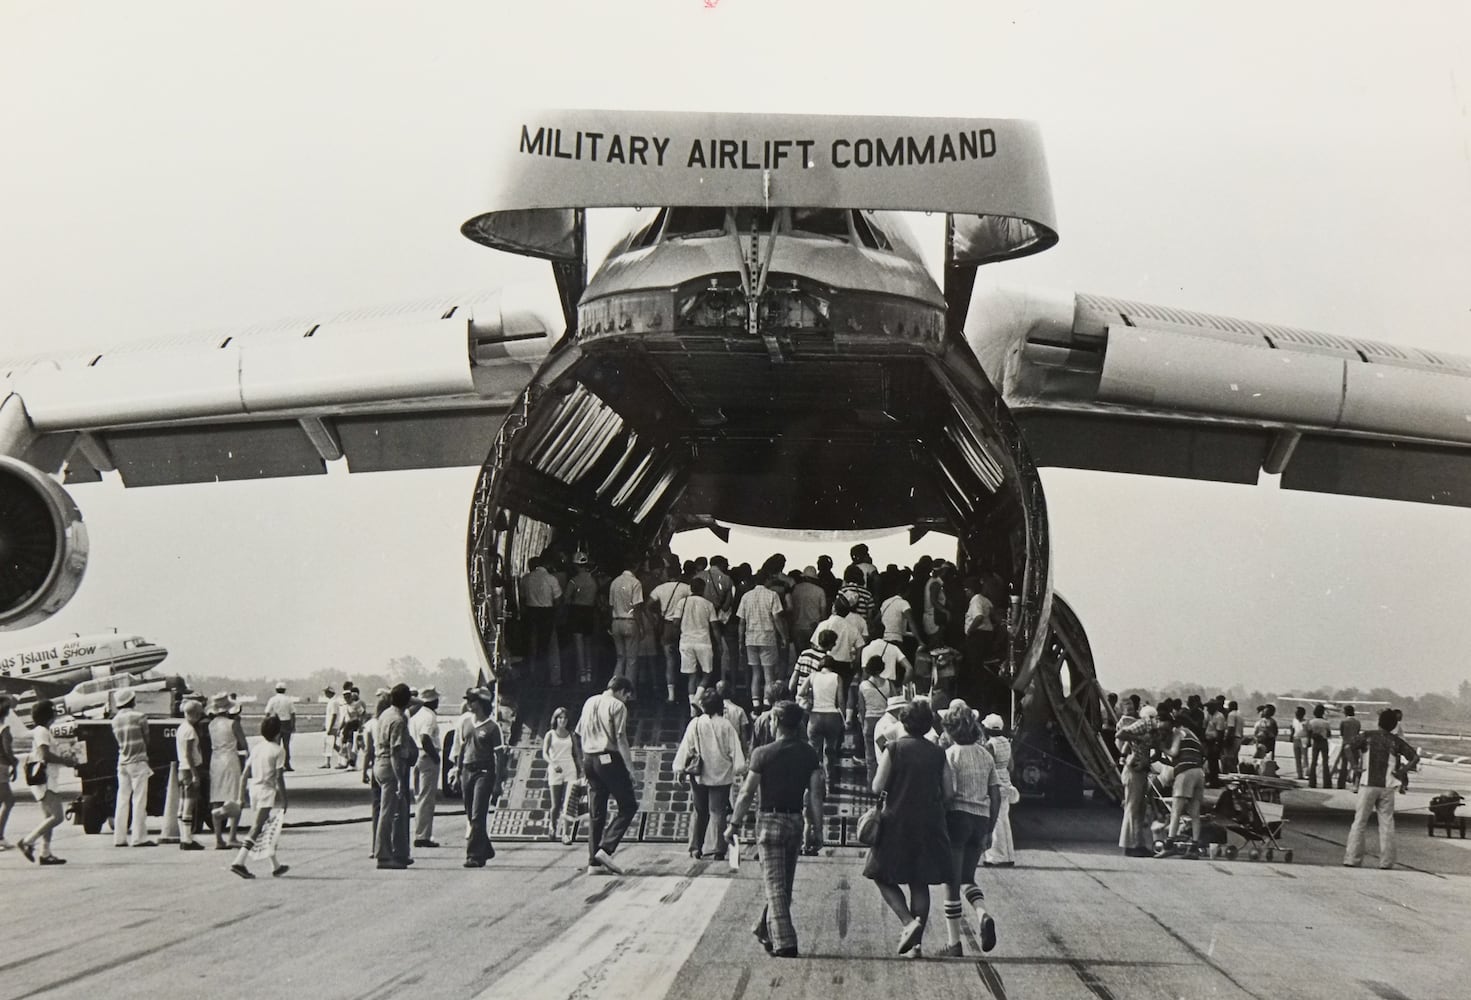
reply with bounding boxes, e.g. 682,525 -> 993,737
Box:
522,557 -> 564,685
697,556 -> 737,682
573,676 -> 637,876
264,682 -> 296,771
800,656 -> 846,779
409,689 -> 442,848
649,573 -> 693,704
678,578 -> 720,716
737,575 -> 790,708
860,636 -> 911,685
540,707 -> 578,842
608,564 -> 645,685
230,714 -> 289,879
673,688 -> 745,860
16,699 -> 79,865
321,685 -> 345,769
174,699 -> 207,850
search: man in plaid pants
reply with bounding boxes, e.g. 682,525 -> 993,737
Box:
726,701 -> 825,958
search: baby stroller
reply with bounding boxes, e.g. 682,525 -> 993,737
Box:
1146,764 -> 1202,859
1210,773 -> 1294,862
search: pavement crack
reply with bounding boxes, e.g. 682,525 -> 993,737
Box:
1053,849 -> 1269,1000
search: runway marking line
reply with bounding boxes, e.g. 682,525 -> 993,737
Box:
474,872 -> 731,1000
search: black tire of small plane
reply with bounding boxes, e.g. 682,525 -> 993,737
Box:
1283,850 -> 1294,864
1225,845 -> 1238,860
1264,848 -> 1275,862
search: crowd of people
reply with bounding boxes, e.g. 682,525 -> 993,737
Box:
514,544 -> 1017,722
552,671 -> 1015,959
1112,692 -> 1421,868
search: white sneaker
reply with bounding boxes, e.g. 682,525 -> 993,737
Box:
586,864 -> 612,876
593,849 -> 625,875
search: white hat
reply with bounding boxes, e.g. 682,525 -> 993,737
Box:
885,695 -> 907,712
981,713 -> 1005,730
275,681 -> 287,691
115,689 -> 137,707
1140,705 -> 1158,720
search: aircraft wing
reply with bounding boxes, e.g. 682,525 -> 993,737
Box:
0,286 -> 561,487
0,675 -> 70,700
966,287 -> 1471,507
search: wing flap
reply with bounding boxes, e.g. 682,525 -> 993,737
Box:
968,286 -> 1471,507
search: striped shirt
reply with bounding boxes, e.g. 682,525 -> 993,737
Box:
838,584 -> 873,622
111,708 -> 149,765
1172,728 -> 1204,772
792,646 -> 826,688
946,742 -> 1000,817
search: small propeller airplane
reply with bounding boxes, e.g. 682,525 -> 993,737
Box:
0,630 -> 171,718
2,110 -> 1468,799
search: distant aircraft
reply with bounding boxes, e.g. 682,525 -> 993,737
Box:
1277,696 -> 1391,719
0,632 -> 170,714
2,110 -> 1469,800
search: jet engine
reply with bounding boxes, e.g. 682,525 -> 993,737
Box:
0,456 -> 88,629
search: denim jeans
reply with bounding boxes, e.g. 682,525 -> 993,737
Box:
462,765 -> 495,862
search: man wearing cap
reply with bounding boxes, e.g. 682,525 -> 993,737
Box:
174,699 -> 208,850
111,689 -> 155,847
265,682 -> 296,772
321,685 -> 345,769
410,687 -> 442,848
374,684 -> 415,869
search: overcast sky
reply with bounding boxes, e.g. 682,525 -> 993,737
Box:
2,2 -> 1469,695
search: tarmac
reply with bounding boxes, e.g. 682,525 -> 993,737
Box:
2,755 -> 1469,1000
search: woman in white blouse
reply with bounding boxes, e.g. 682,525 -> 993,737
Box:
673,689 -> 745,861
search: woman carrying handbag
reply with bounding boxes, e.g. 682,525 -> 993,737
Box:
673,688 -> 745,860
863,698 -> 953,958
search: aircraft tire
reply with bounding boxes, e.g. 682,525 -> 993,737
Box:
1225,845 -> 1238,860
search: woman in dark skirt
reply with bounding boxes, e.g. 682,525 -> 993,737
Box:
863,698 -> 954,958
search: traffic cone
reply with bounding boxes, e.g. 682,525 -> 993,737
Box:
161,762 -> 181,842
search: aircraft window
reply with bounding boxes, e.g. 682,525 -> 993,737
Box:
730,207 -> 779,233
852,211 -> 891,250
790,208 -> 850,240
664,207 -> 727,238
628,208 -> 668,249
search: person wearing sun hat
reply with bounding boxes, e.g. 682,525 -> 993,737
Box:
873,694 -> 909,757
981,713 -> 1016,867
207,693 -> 246,849
111,688 -> 155,848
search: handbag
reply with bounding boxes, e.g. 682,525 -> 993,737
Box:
855,791 -> 886,847
681,719 -> 703,780
24,758 -> 48,787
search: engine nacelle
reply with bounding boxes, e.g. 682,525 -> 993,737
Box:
0,456 -> 88,629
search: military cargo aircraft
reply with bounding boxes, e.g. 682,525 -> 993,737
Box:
1,110 -> 1467,798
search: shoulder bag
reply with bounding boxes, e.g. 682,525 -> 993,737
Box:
855,790 -> 886,847
682,718 -> 704,780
